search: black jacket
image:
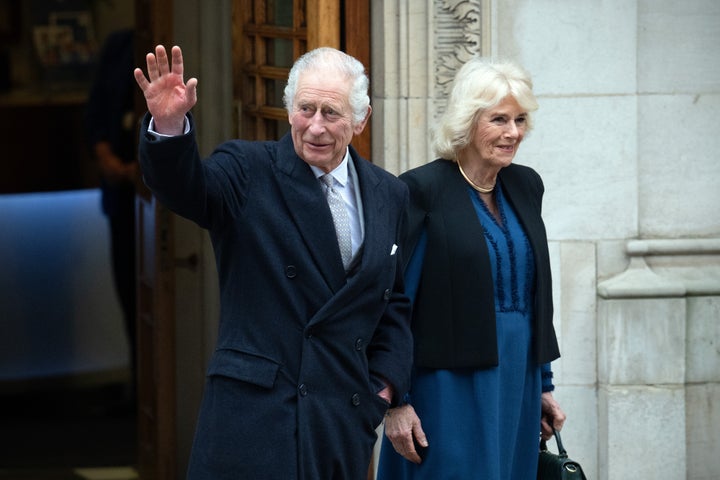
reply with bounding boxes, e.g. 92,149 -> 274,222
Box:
400,159 -> 560,368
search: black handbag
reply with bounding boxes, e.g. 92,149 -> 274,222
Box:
537,428 -> 587,479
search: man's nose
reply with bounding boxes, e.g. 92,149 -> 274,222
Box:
308,110 -> 326,134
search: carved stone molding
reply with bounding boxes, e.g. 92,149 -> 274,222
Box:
434,0 -> 484,114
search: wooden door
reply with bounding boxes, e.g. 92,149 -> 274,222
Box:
134,0 -> 178,479
232,0 -> 371,157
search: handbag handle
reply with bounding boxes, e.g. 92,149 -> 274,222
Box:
539,427 -> 568,458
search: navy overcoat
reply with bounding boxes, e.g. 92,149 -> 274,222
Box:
139,115 -> 413,479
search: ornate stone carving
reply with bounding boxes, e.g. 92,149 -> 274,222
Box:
434,0 -> 483,112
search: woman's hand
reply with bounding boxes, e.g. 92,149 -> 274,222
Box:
383,404 -> 428,464
540,391 -> 566,441
133,45 -> 197,135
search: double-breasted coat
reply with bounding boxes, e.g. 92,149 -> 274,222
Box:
138,115 -> 413,479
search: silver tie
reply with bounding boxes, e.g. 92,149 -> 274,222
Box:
321,174 -> 352,269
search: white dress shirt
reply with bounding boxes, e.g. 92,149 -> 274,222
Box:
310,150 -> 364,259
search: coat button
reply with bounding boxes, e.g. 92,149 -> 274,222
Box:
351,393 -> 361,406
285,265 -> 297,278
383,289 -> 391,300
355,338 -> 363,350
298,384 -> 308,396
305,328 -> 314,339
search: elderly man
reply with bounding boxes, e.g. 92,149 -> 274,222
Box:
134,45 -> 413,479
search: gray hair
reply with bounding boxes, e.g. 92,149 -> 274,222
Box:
433,58 -> 538,161
283,47 -> 370,125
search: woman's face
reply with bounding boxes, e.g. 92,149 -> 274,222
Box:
465,95 -> 528,168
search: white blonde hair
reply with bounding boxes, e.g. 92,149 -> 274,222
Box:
433,58 -> 538,160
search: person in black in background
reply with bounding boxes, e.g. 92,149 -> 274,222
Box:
85,28 -> 138,401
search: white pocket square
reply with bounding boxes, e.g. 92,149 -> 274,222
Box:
390,244 -> 398,255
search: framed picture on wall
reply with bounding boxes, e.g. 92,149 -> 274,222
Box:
48,10 -> 96,63
49,11 -> 95,43
33,25 -> 74,66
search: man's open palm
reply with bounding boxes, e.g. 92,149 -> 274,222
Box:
134,45 -> 197,135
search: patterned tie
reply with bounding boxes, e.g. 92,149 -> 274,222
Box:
321,174 -> 353,269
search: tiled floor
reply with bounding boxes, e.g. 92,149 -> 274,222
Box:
0,381 -> 137,480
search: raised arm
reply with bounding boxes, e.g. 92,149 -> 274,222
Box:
133,45 -> 197,135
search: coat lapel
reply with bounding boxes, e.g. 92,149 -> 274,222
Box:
273,135 -> 347,290
443,162 -> 490,271
497,166 -> 544,261
349,147 -> 387,280
304,148 -> 391,324
443,161 -> 542,266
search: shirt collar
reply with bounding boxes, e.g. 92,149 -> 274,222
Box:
310,148 -> 351,187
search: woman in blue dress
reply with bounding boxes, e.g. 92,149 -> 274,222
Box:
378,58 -> 566,479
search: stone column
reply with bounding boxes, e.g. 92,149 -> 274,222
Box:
370,0 -> 490,175
597,238 -> 720,479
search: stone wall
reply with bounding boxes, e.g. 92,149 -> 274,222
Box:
372,0 -> 720,478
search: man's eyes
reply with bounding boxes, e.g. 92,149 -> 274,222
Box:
298,105 -> 342,120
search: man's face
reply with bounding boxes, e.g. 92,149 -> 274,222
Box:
289,70 -> 368,172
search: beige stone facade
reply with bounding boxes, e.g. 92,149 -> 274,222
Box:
371,1 -> 720,478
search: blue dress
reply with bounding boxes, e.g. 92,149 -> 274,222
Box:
378,183 -> 542,479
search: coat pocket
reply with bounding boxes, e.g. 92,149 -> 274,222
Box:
206,348 -> 280,389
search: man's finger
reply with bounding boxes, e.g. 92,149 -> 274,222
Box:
171,45 -> 184,79
145,52 -> 159,81
405,451 -> 422,464
134,68 -> 149,91
186,77 -> 198,105
156,45 -> 170,76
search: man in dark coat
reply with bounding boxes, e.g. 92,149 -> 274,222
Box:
133,45 -> 413,479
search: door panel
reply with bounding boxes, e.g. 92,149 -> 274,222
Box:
134,0 -> 177,478
232,0 -> 370,159
233,0 -> 312,141
341,0 -> 371,158
136,195 -> 177,480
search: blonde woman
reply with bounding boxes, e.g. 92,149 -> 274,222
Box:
378,58 -> 566,479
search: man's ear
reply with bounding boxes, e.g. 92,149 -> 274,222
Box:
353,106 -> 372,135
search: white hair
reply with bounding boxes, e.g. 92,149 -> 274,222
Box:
283,47 -> 370,125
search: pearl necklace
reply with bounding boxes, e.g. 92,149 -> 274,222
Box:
457,161 -> 495,194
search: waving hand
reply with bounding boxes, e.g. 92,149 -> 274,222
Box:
134,45 -> 197,136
